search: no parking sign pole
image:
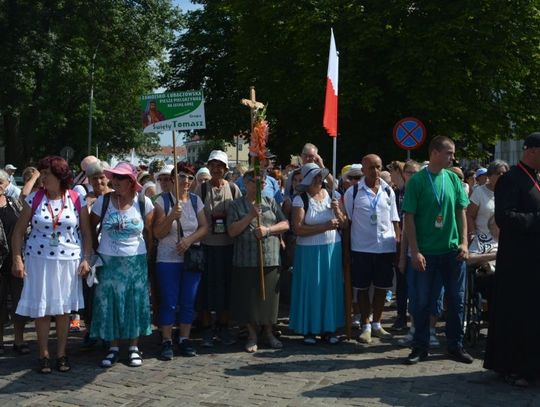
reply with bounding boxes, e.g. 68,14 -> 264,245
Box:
392,117 -> 427,159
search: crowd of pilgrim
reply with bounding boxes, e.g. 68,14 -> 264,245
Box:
0,133 -> 538,386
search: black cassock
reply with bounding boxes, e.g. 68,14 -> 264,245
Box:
483,161 -> 540,378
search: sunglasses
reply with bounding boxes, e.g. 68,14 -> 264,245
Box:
348,175 -> 362,181
178,173 -> 195,181
112,174 -> 131,181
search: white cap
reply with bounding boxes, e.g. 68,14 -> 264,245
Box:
207,150 -> 229,170
5,164 -> 16,171
156,164 -> 174,178
196,167 -> 210,178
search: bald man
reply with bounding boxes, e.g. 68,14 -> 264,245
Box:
344,154 -> 400,344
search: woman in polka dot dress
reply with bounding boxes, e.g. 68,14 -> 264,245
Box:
11,156 -> 93,373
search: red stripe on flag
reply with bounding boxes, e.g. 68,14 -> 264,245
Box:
323,78 -> 338,137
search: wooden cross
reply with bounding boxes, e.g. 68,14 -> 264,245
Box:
241,86 -> 264,131
240,86 -> 266,301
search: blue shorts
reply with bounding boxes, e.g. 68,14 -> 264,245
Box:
351,251 -> 394,290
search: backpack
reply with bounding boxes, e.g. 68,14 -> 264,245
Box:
31,189 -> 81,215
95,192 -> 146,238
162,191 -> 198,215
349,183 -> 392,218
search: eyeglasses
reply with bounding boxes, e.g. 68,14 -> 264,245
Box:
348,175 -> 362,181
112,174 -> 131,181
178,173 -> 195,181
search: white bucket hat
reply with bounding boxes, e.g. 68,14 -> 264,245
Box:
296,163 -> 330,192
207,150 -> 229,170
156,164 -> 174,178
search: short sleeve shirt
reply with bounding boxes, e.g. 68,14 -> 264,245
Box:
402,168 -> 469,255
344,178 -> 400,253
25,191 -> 86,260
92,194 -> 154,256
155,193 -> 204,263
227,197 -> 286,267
469,184 -> 495,236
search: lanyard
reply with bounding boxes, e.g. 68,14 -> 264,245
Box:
517,162 -> 540,193
362,184 -> 382,212
425,168 -> 445,210
46,194 -> 66,232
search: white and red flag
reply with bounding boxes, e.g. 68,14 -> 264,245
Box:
323,28 -> 339,137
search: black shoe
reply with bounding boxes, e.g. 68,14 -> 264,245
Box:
159,340 -> 174,361
178,339 -> 197,357
448,348 -> 474,364
405,348 -> 428,365
391,315 -> 407,331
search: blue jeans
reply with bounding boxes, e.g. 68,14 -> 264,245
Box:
406,257 -> 444,318
411,252 -> 466,351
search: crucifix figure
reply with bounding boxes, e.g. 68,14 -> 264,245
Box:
241,87 -> 265,130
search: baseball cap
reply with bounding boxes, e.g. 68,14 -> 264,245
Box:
5,164 -> 16,171
475,168 -> 487,178
523,132 -> 540,149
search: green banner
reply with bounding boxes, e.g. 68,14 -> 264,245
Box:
140,90 -> 206,133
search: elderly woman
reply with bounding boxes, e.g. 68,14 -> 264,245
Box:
155,165 -> 175,198
289,163 -> 347,344
153,162 -> 208,360
89,162 -> 154,368
0,170 -> 28,356
12,156 -> 92,373
193,167 -> 211,192
196,151 -> 241,347
467,160 -> 509,254
227,170 -> 289,352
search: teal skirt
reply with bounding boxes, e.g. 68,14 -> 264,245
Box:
90,254 -> 152,341
289,242 -> 345,335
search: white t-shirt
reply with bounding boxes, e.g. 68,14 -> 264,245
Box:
155,193 -> 204,263
292,189 -> 341,246
25,191 -> 86,260
469,184 -> 495,236
344,178 -> 400,253
92,194 -> 154,256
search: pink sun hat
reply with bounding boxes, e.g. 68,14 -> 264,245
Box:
104,162 -> 143,192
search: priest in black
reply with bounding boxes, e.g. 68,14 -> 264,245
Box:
484,132 -> 540,386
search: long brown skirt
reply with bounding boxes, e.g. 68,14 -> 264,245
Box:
230,266 -> 280,325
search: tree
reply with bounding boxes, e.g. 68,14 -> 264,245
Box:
0,0 -> 181,167
165,1 -> 540,166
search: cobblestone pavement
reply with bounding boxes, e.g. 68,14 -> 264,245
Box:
1,309 -> 539,407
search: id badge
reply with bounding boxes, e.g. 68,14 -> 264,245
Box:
50,232 -> 60,247
370,213 -> 378,225
212,215 -> 226,234
434,215 -> 444,229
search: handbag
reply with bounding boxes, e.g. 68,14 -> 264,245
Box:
184,245 -> 205,273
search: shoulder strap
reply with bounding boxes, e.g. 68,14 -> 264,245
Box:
301,192 -> 309,213
162,192 -> 173,215
96,192 -> 111,238
189,192 -> 198,212
353,183 -> 359,200
201,182 -> 207,203
138,192 -> 146,219
229,182 -> 237,199
67,189 -> 82,214
31,189 -> 46,216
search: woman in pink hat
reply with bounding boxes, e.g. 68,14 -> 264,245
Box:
89,162 -> 154,368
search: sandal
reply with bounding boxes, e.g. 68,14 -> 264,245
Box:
128,349 -> 143,367
265,334 -> 283,349
38,357 -> 52,374
100,349 -> 120,368
56,355 -> 71,372
13,343 -> 30,355
245,337 -> 258,353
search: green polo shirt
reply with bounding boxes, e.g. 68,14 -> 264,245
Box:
402,168 -> 469,255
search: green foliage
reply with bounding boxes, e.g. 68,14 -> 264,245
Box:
197,138 -> 226,163
165,0 -> 540,165
0,0 -> 181,166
